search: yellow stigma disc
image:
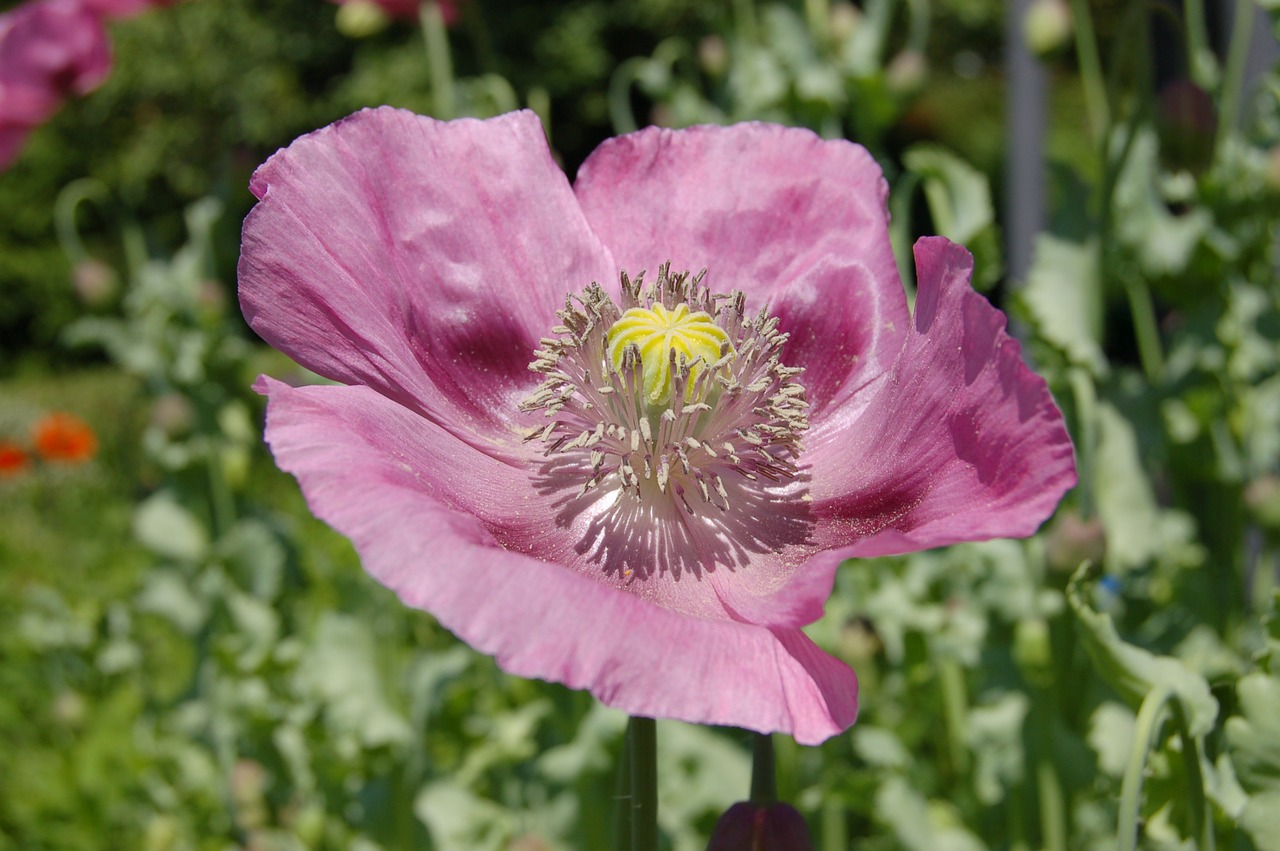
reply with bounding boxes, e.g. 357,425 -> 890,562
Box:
606,303 -> 732,405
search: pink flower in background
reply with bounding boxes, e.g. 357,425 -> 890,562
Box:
80,0 -> 181,19
0,0 -> 179,168
0,0 -> 110,168
239,109 -> 1075,744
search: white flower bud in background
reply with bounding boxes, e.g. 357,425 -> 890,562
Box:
886,50 -> 927,97
828,1 -> 862,44
335,0 -> 390,38
1024,0 -> 1072,59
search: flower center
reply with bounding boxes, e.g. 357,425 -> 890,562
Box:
606,302 -> 732,405
519,264 -> 811,580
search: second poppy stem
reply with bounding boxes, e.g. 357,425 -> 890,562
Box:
750,731 -> 777,805
629,716 -> 658,851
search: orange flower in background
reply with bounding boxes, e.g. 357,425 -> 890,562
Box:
0,440 -> 29,476
32,412 -> 97,463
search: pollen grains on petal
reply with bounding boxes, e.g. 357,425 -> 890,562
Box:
518,263 -> 814,584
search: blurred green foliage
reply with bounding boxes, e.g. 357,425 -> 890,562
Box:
3,0 -> 1280,849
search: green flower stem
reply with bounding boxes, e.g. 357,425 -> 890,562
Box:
1026,547 -> 1066,851
1217,0 -> 1255,151
206,445 -> 236,540
904,0 -> 930,55
1068,368 -> 1098,515
803,0 -> 828,45
628,716 -> 658,851
1114,688 -> 1218,851
1181,0 -> 1216,87
863,0 -> 894,67
1068,0 -> 1109,143
732,0 -> 758,44
750,732 -> 777,805
53,178 -> 108,265
821,797 -> 846,851
1117,687 -> 1172,851
615,725 -> 634,851
938,656 -> 970,777
1028,657 -> 1067,851
1035,749 -> 1067,851
1173,702 -> 1215,851
607,58 -> 645,134
1121,272 -> 1165,384
420,0 -> 455,120
1007,782 -> 1029,851
527,86 -> 553,142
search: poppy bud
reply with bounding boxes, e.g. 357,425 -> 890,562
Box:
72,259 -> 118,307
707,801 -> 812,851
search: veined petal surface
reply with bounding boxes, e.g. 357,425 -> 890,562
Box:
238,108 -> 614,457
259,377 -> 858,745
807,237 -> 1077,559
573,123 -> 909,427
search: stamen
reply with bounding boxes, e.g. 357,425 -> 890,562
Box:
518,263 -> 811,579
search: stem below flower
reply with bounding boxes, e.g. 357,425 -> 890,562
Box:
628,716 -> 659,851
750,732 -> 777,805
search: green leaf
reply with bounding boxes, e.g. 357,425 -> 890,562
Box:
1112,127 -> 1211,279
966,692 -> 1029,805
415,780 -> 512,851
1094,402 -> 1162,570
1018,235 -> 1107,374
1087,702 -> 1137,778
1240,790 -> 1280,851
217,519 -> 285,600
132,491 -> 209,563
874,776 -> 988,851
902,145 -> 1003,290
538,703 -> 626,783
1226,672 -> 1280,793
656,721 -> 751,846
853,726 -> 911,771
294,613 -> 412,750
1067,563 -> 1219,737
134,571 -> 208,635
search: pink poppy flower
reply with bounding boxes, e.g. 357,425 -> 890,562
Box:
0,0 -> 110,168
80,0 -> 182,19
239,109 -> 1076,744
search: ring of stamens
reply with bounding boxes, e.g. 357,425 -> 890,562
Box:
520,264 -> 809,519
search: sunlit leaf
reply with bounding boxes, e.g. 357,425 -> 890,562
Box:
1067,563 -> 1218,737
133,490 -> 209,564
1240,791 -> 1280,851
1226,672 -> 1280,793
874,776 -> 987,851
1087,702 -> 1136,778
294,613 -> 412,749
1018,235 -> 1106,374
966,692 -> 1029,805
415,780 -> 512,851
902,145 -> 1003,290
1094,402 -> 1161,570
